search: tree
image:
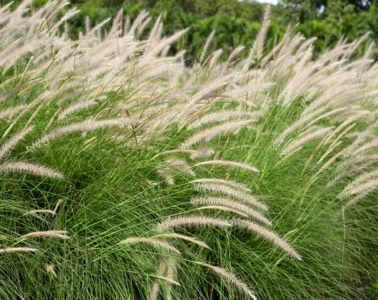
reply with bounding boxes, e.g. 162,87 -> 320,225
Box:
280,0 -> 376,20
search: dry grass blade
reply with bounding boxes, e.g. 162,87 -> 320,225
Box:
191,178 -> 251,193
24,209 -> 56,216
0,126 -> 34,161
181,119 -> 253,149
194,182 -> 268,211
157,168 -> 175,185
232,219 -> 302,261
150,259 -> 167,300
32,117 -> 134,148
194,261 -> 257,300
340,179 -> 378,201
152,148 -> 214,160
19,230 -> 70,241
339,169 -> 378,197
119,237 -> 181,255
343,191 -> 374,210
190,147 -> 215,159
45,264 -> 57,277
152,275 -> 180,286
200,30 -> 215,63
58,100 -> 97,120
187,111 -> 257,130
194,159 -> 259,173
164,158 -> 195,176
196,205 -> 250,217
150,280 -> 161,300
153,233 -> 210,249
145,29 -> 188,58
281,127 -> 331,159
191,196 -> 271,226
308,148 -> 346,186
253,5 -> 271,61
0,104 -> 27,120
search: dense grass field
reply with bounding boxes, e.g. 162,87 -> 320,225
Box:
0,1 -> 377,299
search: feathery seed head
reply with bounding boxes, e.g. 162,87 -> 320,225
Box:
0,161 -> 64,179
0,247 -> 38,254
156,215 -> 232,232
194,182 -> 268,211
232,219 -> 302,261
119,237 -> 181,255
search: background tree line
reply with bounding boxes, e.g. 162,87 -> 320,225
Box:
1,0 -> 377,62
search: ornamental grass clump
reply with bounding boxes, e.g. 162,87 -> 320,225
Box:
0,1 -> 377,299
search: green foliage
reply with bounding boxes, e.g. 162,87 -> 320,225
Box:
53,0 -> 283,65
281,0 -> 375,15
1,0 -> 376,62
373,256 -> 378,298
282,2 -> 378,57
0,1 -> 377,299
